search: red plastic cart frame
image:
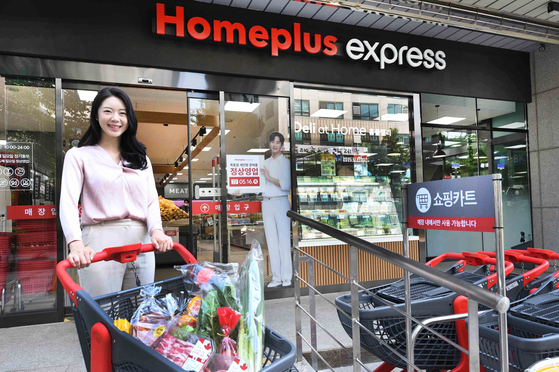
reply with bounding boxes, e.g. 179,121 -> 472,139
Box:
56,242 -> 196,372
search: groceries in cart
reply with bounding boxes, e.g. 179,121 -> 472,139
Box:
122,240 -> 265,372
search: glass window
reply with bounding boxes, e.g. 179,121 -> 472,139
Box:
0,77 -> 57,313
353,103 -> 379,121
295,99 -> 310,117
477,99 -> 526,130
421,93 -> 477,127
493,131 -> 531,249
295,88 -> 412,242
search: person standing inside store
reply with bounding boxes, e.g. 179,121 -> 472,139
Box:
261,132 -> 292,288
60,87 -> 173,298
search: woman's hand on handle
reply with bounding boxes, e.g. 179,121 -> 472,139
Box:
68,240 -> 96,269
151,229 -> 173,252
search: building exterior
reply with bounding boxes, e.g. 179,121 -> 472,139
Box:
0,0 -> 542,327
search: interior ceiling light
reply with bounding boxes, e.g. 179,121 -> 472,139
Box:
247,148 -> 269,153
191,138 -> 197,147
515,171 -> 528,174
218,130 -> 231,136
451,144 -> 461,147
496,121 -> 526,129
202,147 -> 212,152
199,177 -> 212,181
390,170 -> 406,173
494,156 -> 508,160
224,101 -> 260,112
172,177 -> 177,180
77,90 -> 98,102
428,117 -> 466,125
310,109 -> 348,118
381,113 -> 408,122
199,126 -> 207,136
505,144 -> 527,149
360,153 -> 378,156
191,159 -> 199,162
376,163 -> 394,166
177,173 -> 183,175
387,153 -> 401,156
169,181 -> 175,183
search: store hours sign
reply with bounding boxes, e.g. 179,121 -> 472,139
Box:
226,154 -> 265,193
0,142 -> 33,192
408,175 -> 495,232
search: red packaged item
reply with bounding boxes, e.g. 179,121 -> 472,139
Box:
155,333 -> 195,367
217,307 -> 241,357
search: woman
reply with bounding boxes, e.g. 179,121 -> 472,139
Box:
60,87 -> 173,298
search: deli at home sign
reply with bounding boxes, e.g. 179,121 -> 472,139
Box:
155,3 -> 446,70
407,175 -> 495,232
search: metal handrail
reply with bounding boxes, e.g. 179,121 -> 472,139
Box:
287,210 -> 510,314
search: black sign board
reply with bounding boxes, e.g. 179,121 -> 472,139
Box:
408,175 -> 495,232
164,183 -> 189,199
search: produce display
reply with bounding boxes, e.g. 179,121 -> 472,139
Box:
120,241 -> 265,372
159,195 -> 189,221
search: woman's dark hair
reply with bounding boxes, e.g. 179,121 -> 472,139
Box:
78,87 -> 148,170
269,131 -> 285,144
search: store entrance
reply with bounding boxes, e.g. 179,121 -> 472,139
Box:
61,84 -> 291,293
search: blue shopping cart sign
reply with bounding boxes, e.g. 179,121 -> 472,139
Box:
408,175 -> 495,232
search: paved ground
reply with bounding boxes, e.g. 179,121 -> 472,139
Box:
0,291 -> 361,372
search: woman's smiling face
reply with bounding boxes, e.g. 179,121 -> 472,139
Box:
97,96 -> 129,141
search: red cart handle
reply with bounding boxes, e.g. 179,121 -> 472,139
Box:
479,250 -> 549,286
57,242 -> 196,306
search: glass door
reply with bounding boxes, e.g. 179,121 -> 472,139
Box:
0,76 -> 59,325
187,95 -> 223,263
223,93 -> 291,289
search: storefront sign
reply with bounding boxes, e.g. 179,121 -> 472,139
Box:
156,3 -> 337,57
226,155 -> 264,192
191,201 -> 262,215
295,121 -> 396,136
407,175 -> 495,232
0,142 -> 33,192
155,3 -> 446,70
8,205 -> 57,220
164,183 -> 189,198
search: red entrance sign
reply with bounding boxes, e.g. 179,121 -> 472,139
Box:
192,201 -> 262,215
408,216 -> 495,233
8,205 -> 57,220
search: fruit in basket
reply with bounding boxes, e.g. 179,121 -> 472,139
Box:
114,318 -> 132,334
159,196 -> 189,221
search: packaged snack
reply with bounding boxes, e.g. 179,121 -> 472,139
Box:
237,240 -> 265,372
113,318 -> 131,334
187,296 -> 202,318
217,307 -> 241,356
176,314 -> 197,333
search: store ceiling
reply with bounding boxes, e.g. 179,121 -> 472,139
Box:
194,0 -> 559,51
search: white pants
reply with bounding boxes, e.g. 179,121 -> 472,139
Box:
77,219 -> 155,298
262,196 -> 292,282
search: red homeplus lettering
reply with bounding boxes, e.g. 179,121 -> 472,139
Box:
156,3 -> 338,57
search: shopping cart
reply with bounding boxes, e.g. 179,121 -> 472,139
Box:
477,290 -> 559,372
475,248 -> 559,372
336,249 -> 550,372
57,242 -> 296,372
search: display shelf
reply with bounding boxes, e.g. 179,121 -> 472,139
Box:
297,175 -> 405,242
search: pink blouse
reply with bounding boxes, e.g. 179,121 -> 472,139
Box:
59,144 -> 163,245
